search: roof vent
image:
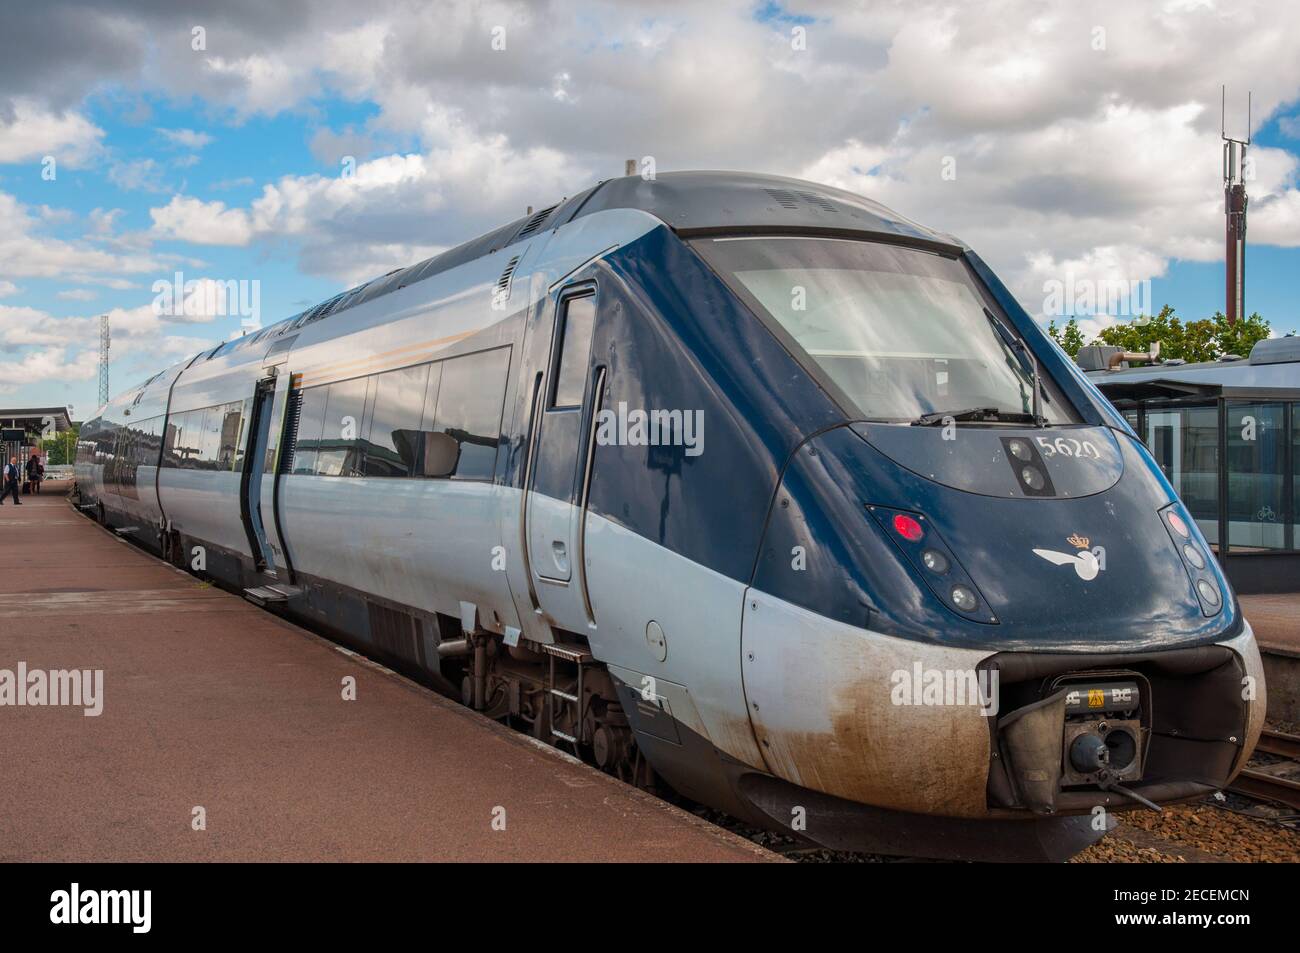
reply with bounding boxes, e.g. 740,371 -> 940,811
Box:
494,254 -> 521,308
516,204 -> 558,241
795,189 -> 837,212
765,188 -> 799,209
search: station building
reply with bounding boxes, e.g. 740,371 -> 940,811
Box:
1083,336 -> 1299,594
0,406 -> 76,468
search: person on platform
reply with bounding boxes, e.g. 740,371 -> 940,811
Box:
26,452 -> 42,495
1,456 -> 21,505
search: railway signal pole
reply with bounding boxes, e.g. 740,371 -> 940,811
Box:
1222,87 -> 1251,326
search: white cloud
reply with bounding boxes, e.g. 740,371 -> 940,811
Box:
156,127 -> 213,149
149,195 -> 254,246
56,289 -> 97,301
0,99 -> 103,165
0,191 -> 161,278
0,347 -> 100,395
108,157 -> 169,193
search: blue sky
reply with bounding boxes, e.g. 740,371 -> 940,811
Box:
1,0 -> 1298,419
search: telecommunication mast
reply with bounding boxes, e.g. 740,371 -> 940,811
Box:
1222,87 -> 1251,326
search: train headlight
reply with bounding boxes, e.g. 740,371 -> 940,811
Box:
950,585 -> 978,612
1159,503 -> 1223,617
867,505 -> 998,624
1020,466 -> 1045,491
1007,438 -> 1032,461
921,549 -> 949,574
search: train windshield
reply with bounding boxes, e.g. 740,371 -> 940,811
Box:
694,236 -> 1076,425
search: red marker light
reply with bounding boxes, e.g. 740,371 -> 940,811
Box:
1168,512 -> 1190,539
892,513 -> 924,542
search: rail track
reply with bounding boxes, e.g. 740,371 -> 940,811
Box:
1228,728 -> 1300,810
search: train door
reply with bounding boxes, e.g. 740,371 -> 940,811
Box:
524,285 -> 602,636
240,377 -> 278,572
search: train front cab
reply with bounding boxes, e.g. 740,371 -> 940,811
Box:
683,231 -> 1266,860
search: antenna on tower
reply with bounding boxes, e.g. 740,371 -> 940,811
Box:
98,314 -> 111,406
1222,86 -> 1251,326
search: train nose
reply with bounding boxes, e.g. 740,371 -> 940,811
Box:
850,420 -> 1236,646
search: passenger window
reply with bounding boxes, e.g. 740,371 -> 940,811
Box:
292,387 -> 329,475
422,348 -> 511,480
174,412 -> 199,469
163,416 -> 181,467
218,403 -> 243,470
414,363 -> 444,476
315,376 -> 370,477
552,295 -> 595,408
365,364 -> 431,477
232,398 -> 251,472
197,408 -> 221,471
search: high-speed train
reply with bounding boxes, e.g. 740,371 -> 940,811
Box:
76,172 -> 1264,861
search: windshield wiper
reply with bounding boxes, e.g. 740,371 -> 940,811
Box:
983,308 -> 1048,427
911,407 -> 1039,426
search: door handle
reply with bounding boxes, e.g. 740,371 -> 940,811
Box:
551,540 -> 569,574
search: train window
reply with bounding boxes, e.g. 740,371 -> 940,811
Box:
292,387 -> 329,475
195,408 -> 222,471
143,419 -> 161,468
414,362 -> 445,475
171,412 -> 193,468
551,294 -> 595,408
232,398 -> 252,472
694,237 -> 1078,425
218,403 -> 243,471
365,364 -> 431,477
163,416 -> 181,467
315,376 -> 370,477
423,348 -> 511,480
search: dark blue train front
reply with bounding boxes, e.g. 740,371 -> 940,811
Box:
568,174 -> 1264,861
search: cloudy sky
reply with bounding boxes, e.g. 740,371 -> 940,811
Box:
1,0 -> 1298,417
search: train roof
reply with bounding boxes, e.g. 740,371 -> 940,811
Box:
216,171 -> 960,360
569,171 -> 959,246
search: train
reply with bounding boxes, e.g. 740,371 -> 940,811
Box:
75,171 -> 1265,861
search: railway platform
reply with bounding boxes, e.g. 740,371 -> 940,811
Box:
1240,593 -> 1300,726
0,484 -> 776,862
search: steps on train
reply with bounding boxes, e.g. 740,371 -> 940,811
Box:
243,584 -> 301,608
543,643 -> 592,750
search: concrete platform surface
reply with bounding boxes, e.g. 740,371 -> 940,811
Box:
0,487 -> 776,862
1239,593 -> 1300,655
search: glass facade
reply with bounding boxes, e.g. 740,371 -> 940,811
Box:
1129,399 -> 1296,554
1145,406 -> 1221,544
1294,409 -> 1300,548
1226,402 -> 1286,550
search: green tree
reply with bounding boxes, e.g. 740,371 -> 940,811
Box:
1047,317 -> 1087,357
1094,306 -> 1270,363
40,423 -> 79,465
